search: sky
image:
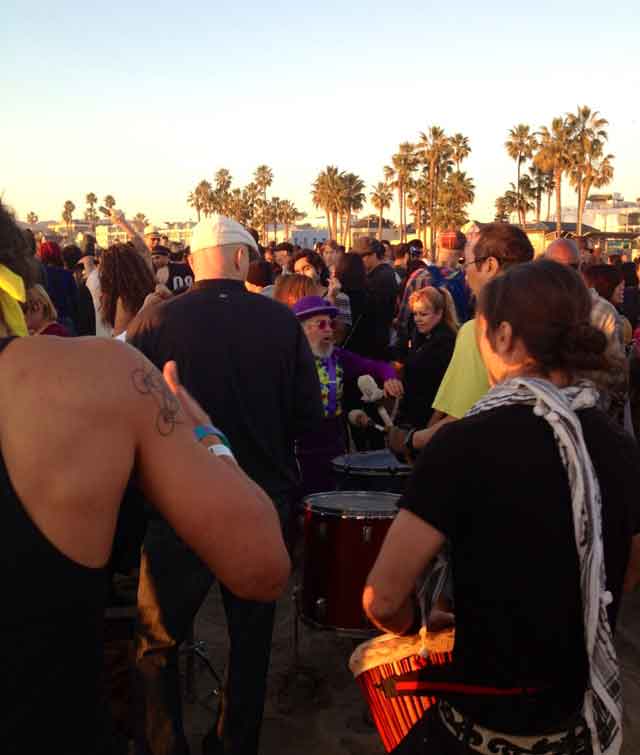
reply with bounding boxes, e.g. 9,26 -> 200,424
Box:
2,0 -> 639,226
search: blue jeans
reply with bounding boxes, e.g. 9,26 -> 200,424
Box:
134,494 -> 293,755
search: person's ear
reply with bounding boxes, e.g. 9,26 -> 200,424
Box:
494,320 -> 514,356
484,256 -> 501,277
235,246 -> 246,269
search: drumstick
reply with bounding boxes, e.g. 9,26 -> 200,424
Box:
347,409 -> 385,433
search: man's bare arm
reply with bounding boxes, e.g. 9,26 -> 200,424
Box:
412,414 -> 457,450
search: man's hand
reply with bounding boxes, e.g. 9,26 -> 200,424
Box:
326,275 -> 341,304
162,361 -> 212,429
384,378 -> 404,399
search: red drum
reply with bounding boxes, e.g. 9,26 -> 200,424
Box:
301,491 -> 398,635
349,629 -> 455,752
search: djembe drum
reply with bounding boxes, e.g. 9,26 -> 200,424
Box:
349,628 -> 455,752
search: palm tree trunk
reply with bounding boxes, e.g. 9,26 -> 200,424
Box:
377,210 -> 383,240
325,209 -> 331,239
555,171 -> 562,238
546,191 -> 552,222
578,179 -> 591,237
576,175 -> 583,235
516,159 -> 522,226
535,192 -> 541,224
345,213 -> 352,248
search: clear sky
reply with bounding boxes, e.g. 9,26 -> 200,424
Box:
2,0 -> 638,226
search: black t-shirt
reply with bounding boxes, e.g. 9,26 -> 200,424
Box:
400,404 -> 640,733
127,279 -> 323,497
361,263 -> 398,360
166,262 -> 194,293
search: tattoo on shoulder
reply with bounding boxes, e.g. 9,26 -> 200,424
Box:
131,364 -> 182,436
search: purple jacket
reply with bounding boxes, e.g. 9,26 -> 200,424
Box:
316,346 -> 396,418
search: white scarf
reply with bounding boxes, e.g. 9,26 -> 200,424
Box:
466,377 -> 622,755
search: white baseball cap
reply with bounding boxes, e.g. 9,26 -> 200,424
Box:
190,215 -> 258,255
144,224 -> 160,238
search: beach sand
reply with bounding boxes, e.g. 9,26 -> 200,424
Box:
181,582 -> 640,754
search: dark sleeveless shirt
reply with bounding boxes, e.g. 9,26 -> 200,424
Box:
0,337 -> 108,754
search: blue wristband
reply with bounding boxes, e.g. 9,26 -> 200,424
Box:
194,424 -> 232,450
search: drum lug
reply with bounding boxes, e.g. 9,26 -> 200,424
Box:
315,597 -> 327,621
362,525 -> 373,543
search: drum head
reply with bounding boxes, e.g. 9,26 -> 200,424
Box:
305,491 -> 399,517
332,450 -> 411,477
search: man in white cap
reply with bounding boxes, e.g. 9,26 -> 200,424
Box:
143,224 -> 162,253
127,215 -> 322,755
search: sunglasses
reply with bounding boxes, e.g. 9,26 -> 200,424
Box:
308,318 -> 336,331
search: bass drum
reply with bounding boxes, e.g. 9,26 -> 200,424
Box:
332,450 -> 411,494
301,491 -> 398,636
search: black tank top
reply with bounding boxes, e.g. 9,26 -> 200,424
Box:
0,338 -> 108,754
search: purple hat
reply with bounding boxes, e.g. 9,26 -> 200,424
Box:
291,295 -> 338,321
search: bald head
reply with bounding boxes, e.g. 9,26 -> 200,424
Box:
545,239 -> 580,267
188,243 -> 252,282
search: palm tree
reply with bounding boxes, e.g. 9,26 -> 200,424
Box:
505,124 -> 537,226
405,175 -> 430,243
507,179 -> 534,225
534,117 -> 575,237
243,182 -> 261,228
279,200 -> 306,240
254,165 -> 274,243
370,182 -> 393,240
339,173 -> 366,246
62,200 -> 76,234
384,142 -> 417,243
26,211 -> 38,225
566,106 -> 610,234
103,195 -> 116,212
494,196 -> 510,223
527,166 -> 551,223
450,133 -> 471,170
417,126 -> 452,258
214,168 -> 233,193
268,197 -> 282,242
436,171 -> 476,230
311,166 -> 344,240
586,156 -> 615,214
84,192 -> 98,231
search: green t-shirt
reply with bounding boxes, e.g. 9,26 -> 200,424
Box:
432,319 -> 490,419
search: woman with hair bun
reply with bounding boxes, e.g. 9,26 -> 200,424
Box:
365,260 -> 640,755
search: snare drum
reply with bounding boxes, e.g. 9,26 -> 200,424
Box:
301,491 -> 398,635
332,450 -> 411,493
349,629 -> 455,752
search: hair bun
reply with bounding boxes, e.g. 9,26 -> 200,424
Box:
560,321 -> 608,371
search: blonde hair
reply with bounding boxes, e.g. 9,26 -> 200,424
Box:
273,273 -> 321,309
27,284 -> 58,323
409,286 -> 459,333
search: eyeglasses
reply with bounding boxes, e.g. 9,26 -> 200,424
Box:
307,318 -> 335,331
458,255 -> 503,269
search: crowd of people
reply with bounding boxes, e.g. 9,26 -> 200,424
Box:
1,199 -> 639,755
